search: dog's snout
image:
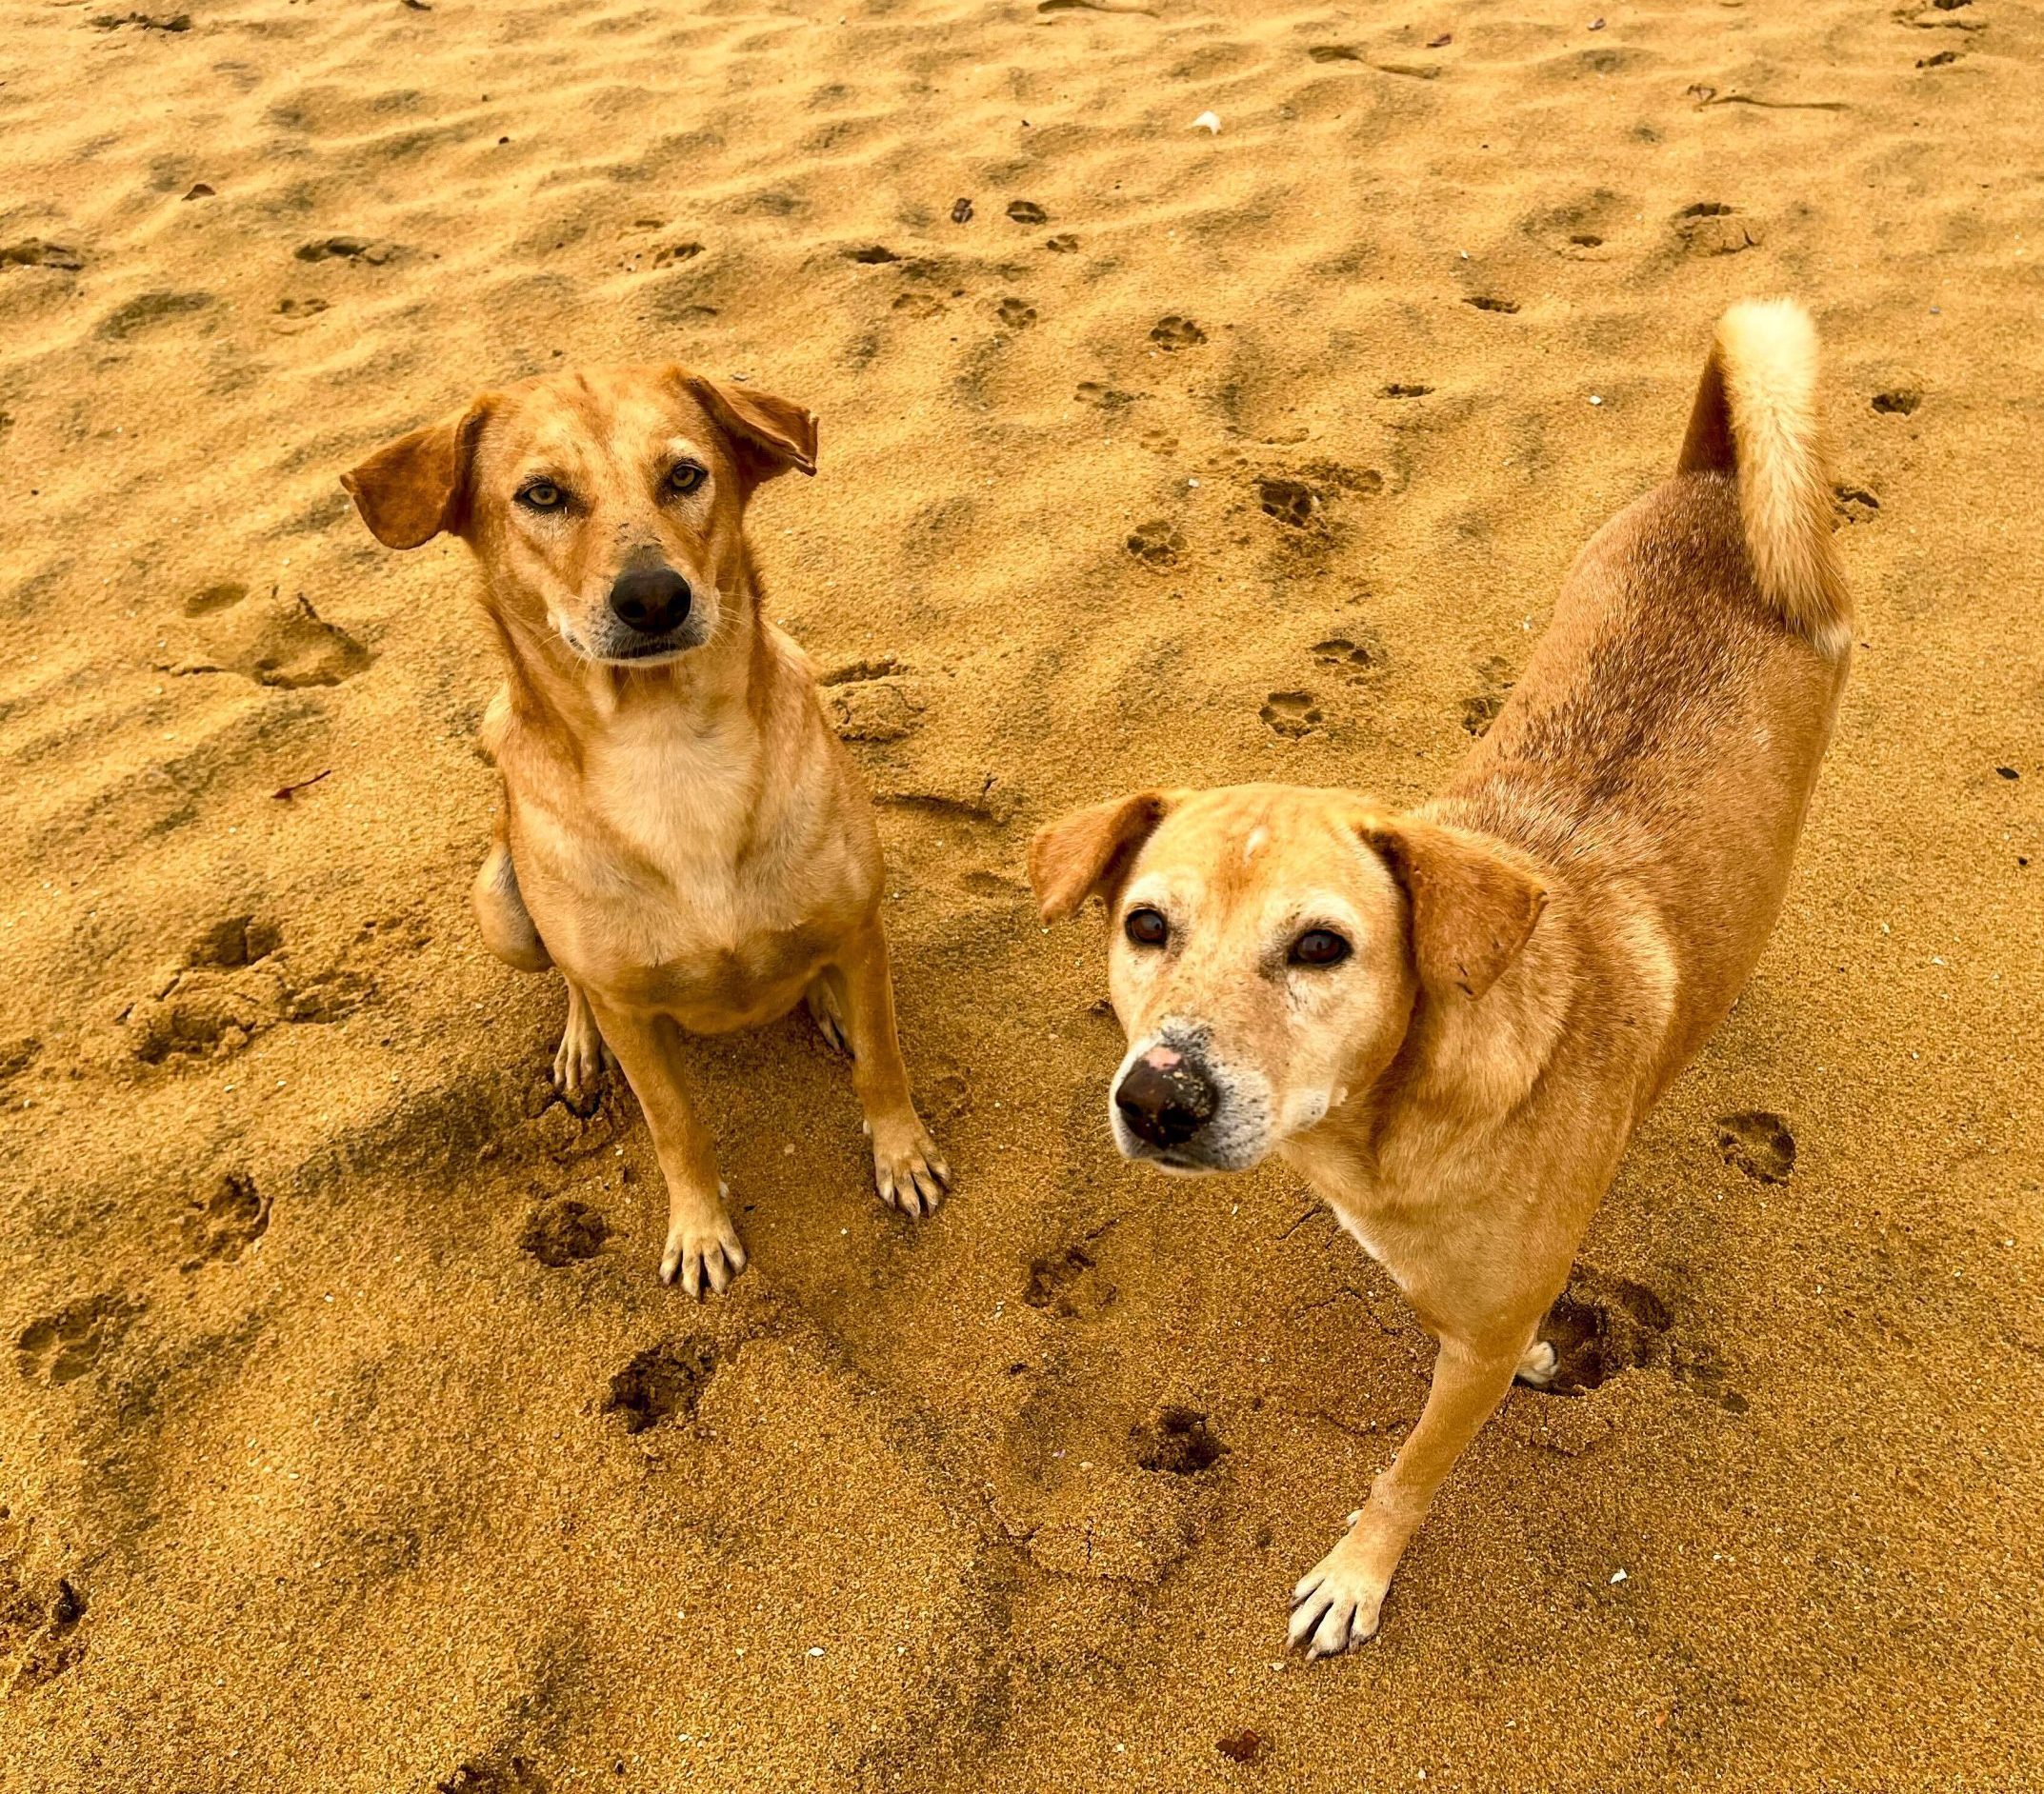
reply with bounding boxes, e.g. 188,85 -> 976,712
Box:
608,565 -> 692,636
1115,1046 -> 1218,1148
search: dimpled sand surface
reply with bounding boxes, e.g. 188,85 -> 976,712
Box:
1,1 -> 2040,1789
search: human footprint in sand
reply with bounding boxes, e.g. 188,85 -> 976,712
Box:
344,362 -> 951,1293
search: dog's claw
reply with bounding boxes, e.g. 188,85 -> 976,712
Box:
871,1121 -> 951,1219
552,986 -> 611,1105
1287,1529 -> 1388,1661
660,1202 -> 747,1297
806,982 -> 852,1057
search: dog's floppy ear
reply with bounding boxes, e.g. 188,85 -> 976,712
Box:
341,401 -> 492,549
1029,790 -> 1175,923
684,371 -> 818,486
1362,816 -> 1547,1001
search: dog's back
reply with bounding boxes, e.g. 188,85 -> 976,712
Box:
1434,300 -> 1852,1080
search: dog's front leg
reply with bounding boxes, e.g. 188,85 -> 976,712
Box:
830,920 -> 952,1218
589,1001 -> 746,1296
1288,1335 -> 1523,1658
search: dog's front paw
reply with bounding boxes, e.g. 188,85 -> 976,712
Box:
869,1115 -> 951,1219
1288,1520 -> 1392,1661
660,1187 -> 748,1297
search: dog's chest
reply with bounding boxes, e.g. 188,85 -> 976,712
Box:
514,711 -> 870,1018
584,719 -> 758,875
1288,1122 -> 1513,1308
1318,1178 -> 1430,1291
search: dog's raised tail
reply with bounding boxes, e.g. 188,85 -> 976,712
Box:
1677,299 -> 1852,659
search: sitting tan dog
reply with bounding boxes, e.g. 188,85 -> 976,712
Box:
343,364 -> 950,1293
1030,301 -> 1850,1655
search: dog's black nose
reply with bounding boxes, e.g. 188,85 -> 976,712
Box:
1115,1049 -> 1218,1148
609,566 -> 692,636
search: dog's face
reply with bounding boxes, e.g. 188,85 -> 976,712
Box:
342,364 -> 816,667
1030,786 -> 1546,1174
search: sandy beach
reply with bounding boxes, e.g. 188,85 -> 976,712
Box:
2,0 -> 2040,1787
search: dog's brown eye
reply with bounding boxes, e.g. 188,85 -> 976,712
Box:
1291,928 -> 1351,967
1124,907 -> 1169,947
666,461 -> 706,496
517,481 -> 566,511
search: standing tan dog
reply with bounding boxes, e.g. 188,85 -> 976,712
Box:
1030,301 -> 1850,1655
343,365 -> 950,1293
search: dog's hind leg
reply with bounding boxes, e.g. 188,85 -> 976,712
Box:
804,967 -> 852,1056
1514,1337 -> 1559,1387
472,832 -> 551,973
553,979 -> 614,1106
472,828 -> 613,1102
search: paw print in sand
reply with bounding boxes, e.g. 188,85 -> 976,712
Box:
125,914 -> 375,1064
521,1200 -> 611,1268
1460,654 -> 1516,737
16,1294 -> 138,1386
1150,314 -> 1206,350
1126,520 -> 1185,568
1258,478 -> 1317,528
125,915 -> 284,1063
1313,633 -> 1386,684
170,588 -> 370,690
0,1550 -> 89,1695
604,1340 -> 717,1434
1260,691 -> 1324,738
1075,381 -> 1136,409
1673,202 -> 1762,258
1132,1405 -> 1225,1475
1023,1240 -> 1116,1320
1541,1269 -> 1672,1393
181,1172 -> 271,1270
1460,692 -> 1504,735
1715,1110 -> 1795,1183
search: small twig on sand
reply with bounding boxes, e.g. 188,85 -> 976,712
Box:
272,769 -> 331,802
1691,85 -> 1849,111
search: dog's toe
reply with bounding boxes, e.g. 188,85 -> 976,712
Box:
1288,1534 -> 1388,1661
872,1125 -> 950,1219
1288,1588 -> 1357,1661
1515,1339 -> 1559,1386
552,1012 -> 611,1105
805,984 -> 852,1056
553,1046 -> 602,1104
660,1203 -> 748,1297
